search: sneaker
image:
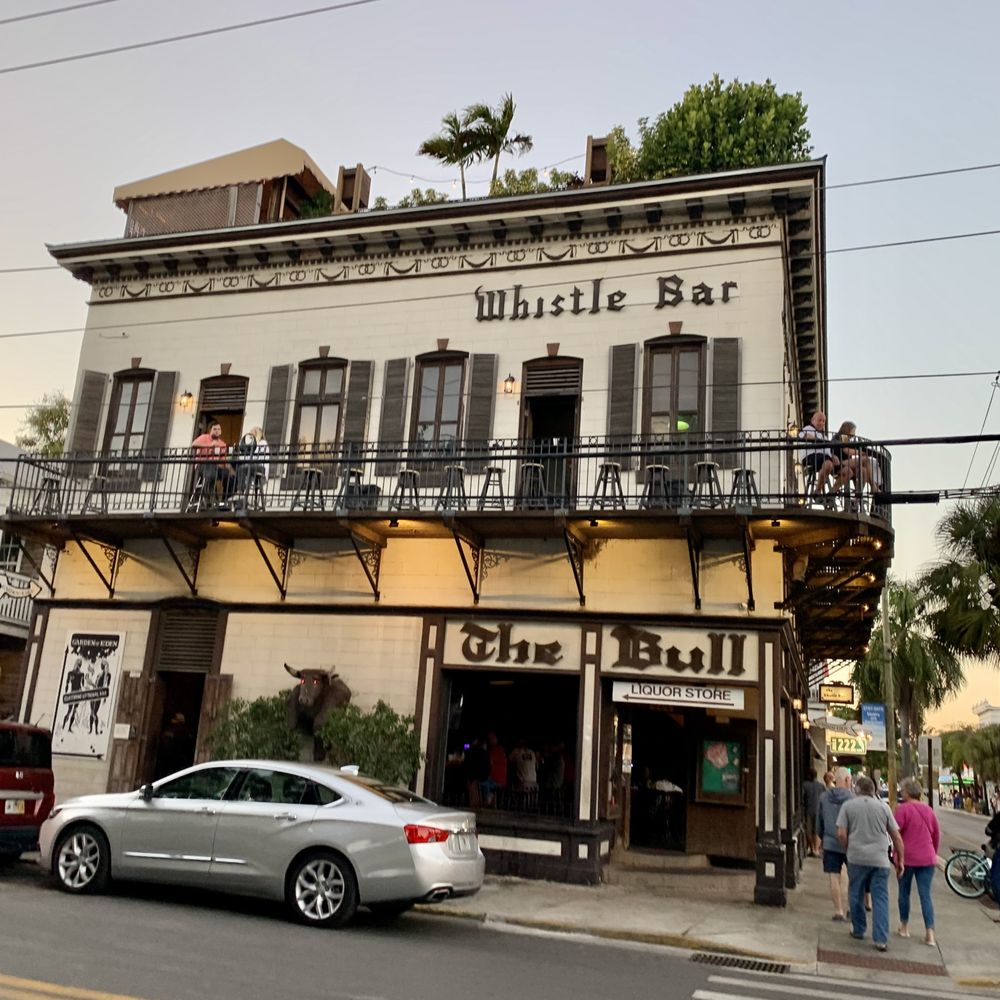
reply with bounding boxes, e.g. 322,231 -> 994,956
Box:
849,931 -> 865,940
875,942 -> 888,952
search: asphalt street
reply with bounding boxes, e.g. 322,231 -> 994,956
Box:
1,860 -> 996,1000
936,806 -> 994,855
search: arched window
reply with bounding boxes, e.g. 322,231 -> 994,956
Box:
103,368 -> 155,454
642,336 -> 706,435
292,359 -> 347,453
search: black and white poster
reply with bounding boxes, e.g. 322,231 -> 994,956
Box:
52,631 -> 125,758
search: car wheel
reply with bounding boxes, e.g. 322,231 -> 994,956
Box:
367,901 -> 414,922
53,824 -> 110,894
286,850 -> 358,928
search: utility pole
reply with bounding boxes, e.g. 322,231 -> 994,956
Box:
881,586 -> 898,810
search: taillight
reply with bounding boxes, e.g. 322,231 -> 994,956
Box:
404,824 -> 451,844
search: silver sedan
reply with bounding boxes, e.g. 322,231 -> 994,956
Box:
39,760 -> 484,928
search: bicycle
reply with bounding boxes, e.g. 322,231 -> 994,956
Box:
944,844 -> 996,901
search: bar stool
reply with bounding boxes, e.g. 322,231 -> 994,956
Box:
640,464 -> 671,509
692,461 -> 723,507
477,466 -> 505,511
590,461 -> 625,510
238,470 -> 267,512
28,476 -> 62,516
728,468 -> 760,508
435,465 -> 468,511
185,470 -> 209,513
517,462 -> 548,509
291,467 -> 325,511
336,468 -> 365,509
390,468 -> 420,511
81,474 -> 110,514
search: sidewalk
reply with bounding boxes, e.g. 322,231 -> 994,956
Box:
423,856 -> 1000,990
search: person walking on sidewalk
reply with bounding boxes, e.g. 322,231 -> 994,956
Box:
817,766 -> 854,920
894,777 -> 940,946
803,767 -> 826,856
837,775 -> 905,951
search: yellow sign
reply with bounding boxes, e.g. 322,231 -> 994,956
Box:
819,683 -> 854,705
826,731 -> 867,755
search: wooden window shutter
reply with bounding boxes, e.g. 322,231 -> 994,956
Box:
607,344 -> 637,470
377,358 -> 410,445
67,370 -> 108,457
106,672 -> 155,792
140,370 -> 177,482
343,360 -> 374,455
262,364 -> 292,477
194,673 -> 233,764
711,338 -> 741,469
464,353 -> 497,472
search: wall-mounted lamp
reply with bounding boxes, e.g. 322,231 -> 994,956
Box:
792,697 -> 803,711
179,390 -> 195,411
503,373 -> 516,395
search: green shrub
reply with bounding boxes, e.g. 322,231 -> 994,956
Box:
205,690 -> 300,761
319,701 -> 423,785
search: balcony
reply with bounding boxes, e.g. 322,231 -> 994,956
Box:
0,432 -> 893,659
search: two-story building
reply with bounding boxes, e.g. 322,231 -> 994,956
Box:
2,138 -> 893,903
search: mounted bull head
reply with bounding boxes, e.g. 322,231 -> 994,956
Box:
284,663 -> 352,737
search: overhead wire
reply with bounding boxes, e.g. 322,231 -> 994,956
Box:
962,372 -> 1000,490
0,0 -> 380,75
0,0 -> 123,26
0,224 -> 999,344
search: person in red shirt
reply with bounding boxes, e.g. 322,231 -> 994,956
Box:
191,422 -> 234,504
894,777 -> 941,946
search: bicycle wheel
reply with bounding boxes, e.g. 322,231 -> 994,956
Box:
944,853 -> 987,899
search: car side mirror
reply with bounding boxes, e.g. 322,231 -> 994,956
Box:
139,783 -> 154,802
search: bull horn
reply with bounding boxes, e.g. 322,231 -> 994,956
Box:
283,662 -> 303,679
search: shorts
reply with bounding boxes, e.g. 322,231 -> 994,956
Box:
823,849 -> 847,874
803,452 -> 833,472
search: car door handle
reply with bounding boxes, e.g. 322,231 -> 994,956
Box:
198,807 -> 217,816
273,812 -> 296,821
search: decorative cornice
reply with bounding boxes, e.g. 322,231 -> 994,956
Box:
90,215 -> 783,305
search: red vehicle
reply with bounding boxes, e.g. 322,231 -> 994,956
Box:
0,722 -> 55,861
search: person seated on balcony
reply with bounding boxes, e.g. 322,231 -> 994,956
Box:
799,411 -> 841,495
832,420 -> 876,494
234,426 -> 270,496
192,422 -> 235,505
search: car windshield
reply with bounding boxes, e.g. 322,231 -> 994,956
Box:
0,728 -> 52,768
337,774 -> 432,804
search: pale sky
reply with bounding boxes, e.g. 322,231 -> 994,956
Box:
0,0 -> 997,725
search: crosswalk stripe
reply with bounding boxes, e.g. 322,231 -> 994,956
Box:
0,974 -> 148,1000
736,968 -> 978,1000
693,991 -> 764,1000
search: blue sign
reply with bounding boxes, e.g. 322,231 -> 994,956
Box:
860,703 -> 887,752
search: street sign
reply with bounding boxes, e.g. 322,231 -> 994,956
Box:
612,680 -> 745,711
917,734 -> 943,769
819,683 -> 854,704
826,730 -> 868,755
860,703 -> 887,752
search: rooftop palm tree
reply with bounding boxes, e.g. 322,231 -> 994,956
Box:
852,579 -> 965,776
417,110 -> 477,199
466,93 -> 534,194
923,494 -> 1000,665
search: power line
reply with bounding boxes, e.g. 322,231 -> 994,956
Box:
0,0 -> 380,76
0,0 -> 123,26
2,222 -> 1000,343
962,372 -> 1000,490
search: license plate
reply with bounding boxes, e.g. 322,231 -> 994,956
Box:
452,832 -> 476,854
3,800 -> 25,816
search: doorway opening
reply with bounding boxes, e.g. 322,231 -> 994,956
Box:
151,671 -> 205,779
517,357 -> 581,507
621,706 -> 688,852
195,374 -> 249,444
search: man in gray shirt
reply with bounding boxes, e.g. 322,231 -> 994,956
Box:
837,775 -> 905,951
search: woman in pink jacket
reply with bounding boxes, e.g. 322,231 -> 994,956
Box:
894,777 -> 941,945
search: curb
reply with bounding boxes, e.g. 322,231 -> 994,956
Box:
414,904 -> 806,966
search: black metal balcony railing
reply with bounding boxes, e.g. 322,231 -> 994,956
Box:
3,431 -> 893,525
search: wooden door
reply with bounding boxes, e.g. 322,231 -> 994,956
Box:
194,673 -> 233,763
